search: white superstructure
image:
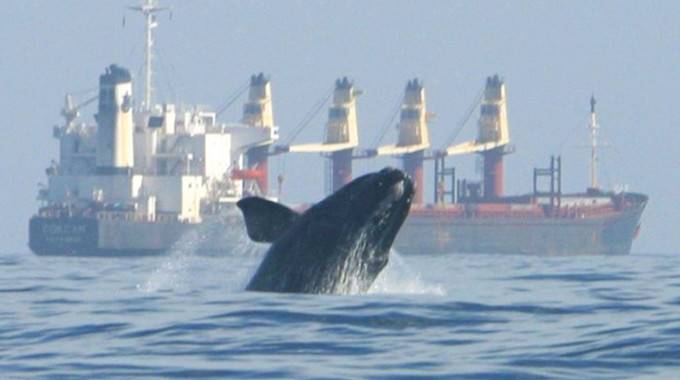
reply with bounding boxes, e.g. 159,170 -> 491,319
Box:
40,2 -> 278,225
44,64 -> 277,223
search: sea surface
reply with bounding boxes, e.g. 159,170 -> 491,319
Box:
2,244 -> 680,379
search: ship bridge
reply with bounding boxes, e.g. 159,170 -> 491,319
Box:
47,57 -> 280,227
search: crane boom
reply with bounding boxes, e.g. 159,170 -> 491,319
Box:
61,93 -> 98,128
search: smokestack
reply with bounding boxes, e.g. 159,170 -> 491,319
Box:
242,73 -> 274,128
95,64 -> 134,175
242,73 -> 275,195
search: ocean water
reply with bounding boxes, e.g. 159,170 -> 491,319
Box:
2,245 -> 680,379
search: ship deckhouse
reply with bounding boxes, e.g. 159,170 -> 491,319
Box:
40,1 -> 278,225
45,65 -> 277,224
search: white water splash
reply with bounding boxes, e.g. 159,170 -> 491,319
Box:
136,229 -> 198,293
333,225 -> 373,294
136,211 -> 265,293
369,251 -> 446,296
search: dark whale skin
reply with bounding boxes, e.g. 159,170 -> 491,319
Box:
238,167 -> 414,294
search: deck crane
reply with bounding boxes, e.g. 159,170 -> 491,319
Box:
60,93 -> 98,129
376,79 -> 432,205
283,77 -> 363,193
442,75 -> 512,200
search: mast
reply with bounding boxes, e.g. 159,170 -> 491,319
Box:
128,0 -> 169,111
589,95 -> 599,189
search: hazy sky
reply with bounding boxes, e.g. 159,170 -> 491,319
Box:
1,1 -> 678,254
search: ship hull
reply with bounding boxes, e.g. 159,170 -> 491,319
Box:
395,205 -> 644,256
29,213 -> 253,257
29,195 -> 646,257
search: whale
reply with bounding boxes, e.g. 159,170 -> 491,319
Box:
237,167 -> 414,294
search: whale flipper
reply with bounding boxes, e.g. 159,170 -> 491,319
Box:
237,197 -> 300,243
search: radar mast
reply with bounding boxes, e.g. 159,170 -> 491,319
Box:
589,95 -> 599,189
128,0 -> 170,111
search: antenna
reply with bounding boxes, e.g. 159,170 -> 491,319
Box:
127,0 -> 170,111
589,95 -> 599,189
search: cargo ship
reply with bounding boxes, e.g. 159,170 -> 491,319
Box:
278,76 -> 647,256
29,1 -> 647,256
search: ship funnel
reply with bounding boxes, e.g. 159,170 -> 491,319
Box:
238,73 -> 277,196
376,78 -> 431,204
95,64 -> 135,174
242,73 -> 274,128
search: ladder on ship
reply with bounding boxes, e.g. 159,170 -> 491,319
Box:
433,155 -> 456,204
533,155 -> 562,210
